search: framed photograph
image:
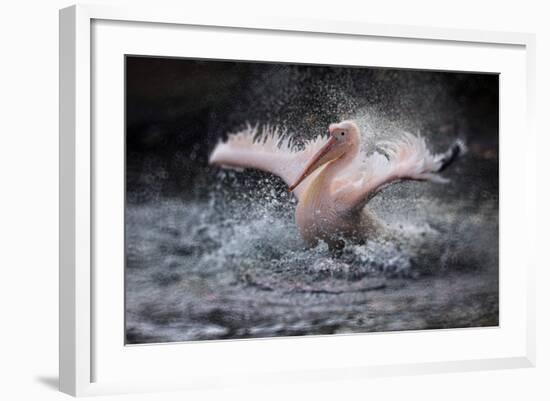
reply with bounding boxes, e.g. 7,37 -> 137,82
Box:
59,4 -> 536,396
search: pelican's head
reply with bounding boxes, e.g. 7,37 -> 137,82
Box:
289,120 -> 361,191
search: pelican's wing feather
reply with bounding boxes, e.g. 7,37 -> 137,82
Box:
333,131 -> 465,211
209,124 -> 328,199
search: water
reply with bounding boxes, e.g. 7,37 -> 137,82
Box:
125,157 -> 498,344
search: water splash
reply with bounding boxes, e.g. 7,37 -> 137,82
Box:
125,60 -> 498,343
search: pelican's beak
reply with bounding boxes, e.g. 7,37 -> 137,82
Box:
289,136 -> 338,191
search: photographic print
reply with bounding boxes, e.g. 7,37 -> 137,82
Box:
125,56 -> 498,344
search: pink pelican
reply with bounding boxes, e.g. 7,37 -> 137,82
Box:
209,121 -> 464,251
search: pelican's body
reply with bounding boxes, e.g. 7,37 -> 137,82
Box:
209,121 -> 463,249
295,160 -> 382,248
293,140 -> 380,248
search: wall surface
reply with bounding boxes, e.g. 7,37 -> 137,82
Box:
0,0 -> 547,399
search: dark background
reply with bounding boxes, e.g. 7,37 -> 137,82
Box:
126,56 -> 498,203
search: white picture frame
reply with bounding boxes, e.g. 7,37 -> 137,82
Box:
59,4 -> 536,397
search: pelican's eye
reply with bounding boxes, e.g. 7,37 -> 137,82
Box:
341,132 -> 345,136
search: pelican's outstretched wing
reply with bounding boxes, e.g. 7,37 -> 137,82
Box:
333,132 -> 465,212
209,124 -> 328,200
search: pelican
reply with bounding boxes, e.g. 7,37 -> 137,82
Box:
209,121 -> 464,251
